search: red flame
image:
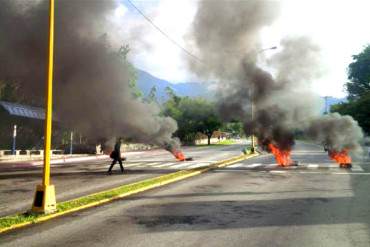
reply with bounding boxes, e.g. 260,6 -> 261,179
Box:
173,150 -> 186,161
328,149 -> 352,164
268,143 -> 292,167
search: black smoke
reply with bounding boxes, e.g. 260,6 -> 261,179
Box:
186,0 -> 363,153
0,0 -> 179,149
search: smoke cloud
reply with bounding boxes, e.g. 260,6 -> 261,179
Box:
187,1 -> 363,153
0,0 -> 179,148
306,113 -> 363,152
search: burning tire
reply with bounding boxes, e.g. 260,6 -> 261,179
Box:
339,163 -> 352,169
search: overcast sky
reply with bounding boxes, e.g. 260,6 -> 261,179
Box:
111,0 -> 370,98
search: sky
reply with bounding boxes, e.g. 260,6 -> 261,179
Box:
110,0 -> 370,98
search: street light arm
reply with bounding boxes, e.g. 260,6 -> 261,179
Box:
258,46 -> 278,53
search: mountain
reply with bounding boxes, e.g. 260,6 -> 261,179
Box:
136,69 -> 211,101
136,70 -> 347,113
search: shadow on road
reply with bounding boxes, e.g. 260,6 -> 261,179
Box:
127,196 -> 360,232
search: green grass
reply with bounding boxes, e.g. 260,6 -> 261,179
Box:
217,139 -> 237,145
0,168 -> 203,231
195,139 -> 238,147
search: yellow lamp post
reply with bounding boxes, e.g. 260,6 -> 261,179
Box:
32,0 -> 56,214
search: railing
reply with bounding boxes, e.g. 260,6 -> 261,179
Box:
0,149 -> 64,157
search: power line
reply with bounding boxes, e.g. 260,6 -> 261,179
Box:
126,0 -> 203,64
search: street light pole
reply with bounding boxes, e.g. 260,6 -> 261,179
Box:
12,125 -> 17,155
250,102 -> 256,153
70,131 -> 73,155
250,46 -> 278,153
32,0 -> 56,214
324,96 -> 329,114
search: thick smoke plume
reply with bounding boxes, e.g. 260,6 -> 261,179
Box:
306,113 -> 363,152
0,0 -> 179,149
187,0 -> 363,153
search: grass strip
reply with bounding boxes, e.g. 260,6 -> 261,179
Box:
0,153 -> 257,232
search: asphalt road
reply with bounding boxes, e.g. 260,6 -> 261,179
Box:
1,142 -> 370,247
0,144 -> 244,217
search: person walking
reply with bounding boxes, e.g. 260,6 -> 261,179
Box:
107,138 -> 125,174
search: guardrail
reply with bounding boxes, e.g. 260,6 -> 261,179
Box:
0,149 -> 64,157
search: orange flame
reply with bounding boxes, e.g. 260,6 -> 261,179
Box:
328,149 -> 351,164
173,150 -> 186,161
268,143 -> 292,167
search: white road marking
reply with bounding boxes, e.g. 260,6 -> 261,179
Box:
246,163 -> 264,168
307,164 -> 319,169
124,162 -> 144,167
121,159 -> 366,175
168,162 -> 194,169
152,162 -> 176,168
187,162 -> 210,169
227,163 -> 244,168
270,170 -> 287,174
351,164 -> 364,172
264,164 -> 277,168
142,162 -> 161,167
328,164 -> 339,168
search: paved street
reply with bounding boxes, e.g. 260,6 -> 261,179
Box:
1,142 -> 369,246
0,144 -> 244,217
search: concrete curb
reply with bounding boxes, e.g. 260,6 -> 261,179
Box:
0,152 -> 259,234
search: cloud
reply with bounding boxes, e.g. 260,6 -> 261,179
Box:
109,0 -> 370,96
109,0 -> 199,82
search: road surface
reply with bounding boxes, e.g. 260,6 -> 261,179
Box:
0,144 -> 244,216
1,142 -> 370,246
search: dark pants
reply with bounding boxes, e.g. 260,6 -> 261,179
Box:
108,157 -> 124,173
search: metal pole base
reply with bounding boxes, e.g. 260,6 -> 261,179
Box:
31,184 -> 56,214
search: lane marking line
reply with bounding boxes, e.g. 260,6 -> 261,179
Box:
307,164 -> 319,169
187,163 -> 210,169
123,162 -> 144,167
227,163 -> 244,168
351,164 -> 364,172
270,170 -> 287,174
153,162 -> 177,168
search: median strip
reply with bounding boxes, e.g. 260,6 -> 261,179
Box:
0,152 -> 258,234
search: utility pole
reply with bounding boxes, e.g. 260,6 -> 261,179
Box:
324,96 -> 329,114
12,125 -> 17,155
32,0 -> 56,214
70,131 -> 73,155
250,87 -> 256,153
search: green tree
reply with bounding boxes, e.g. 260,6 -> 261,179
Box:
163,94 -> 222,145
221,121 -> 244,137
331,92 -> 370,134
331,45 -> 370,134
145,85 -> 158,104
117,44 -> 142,98
346,45 -> 370,100
0,81 -> 20,102
165,86 -> 181,104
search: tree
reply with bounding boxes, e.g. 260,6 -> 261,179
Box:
163,94 -> 222,145
331,92 -> 370,134
117,44 -> 142,98
331,45 -> 370,135
0,81 -> 21,102
346,45 -> 370,100
145,85 -> 158,104
221,121 -> 244,137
